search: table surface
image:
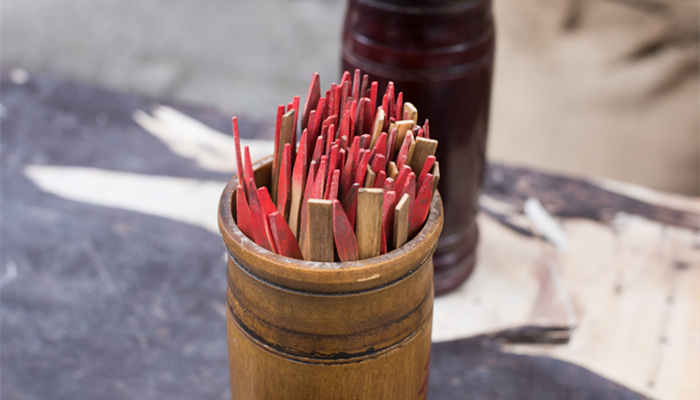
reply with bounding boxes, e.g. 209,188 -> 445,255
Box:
2,74 -> 698,400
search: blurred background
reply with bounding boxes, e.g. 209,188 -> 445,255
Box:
3,0 -> 699,194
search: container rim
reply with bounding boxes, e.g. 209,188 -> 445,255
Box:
218,156 -> 443,293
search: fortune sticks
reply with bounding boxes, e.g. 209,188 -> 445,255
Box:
232,70 -> 439,262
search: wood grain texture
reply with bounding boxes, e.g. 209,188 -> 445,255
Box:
409,137 -> 438,175
356,188 -> 383,259
304,199 -> 334,262
332,199 -> 359,262
394,193 -> 410,250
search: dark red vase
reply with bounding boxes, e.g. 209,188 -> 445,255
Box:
342,0 -> 495,295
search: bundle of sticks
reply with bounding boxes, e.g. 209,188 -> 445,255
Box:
232,70 -> 439,262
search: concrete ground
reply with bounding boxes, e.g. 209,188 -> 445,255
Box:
3,0 -> 698,194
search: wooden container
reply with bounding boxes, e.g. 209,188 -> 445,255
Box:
218,157 -> 443,400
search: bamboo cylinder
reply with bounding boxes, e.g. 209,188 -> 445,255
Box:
218,156 -> 444,400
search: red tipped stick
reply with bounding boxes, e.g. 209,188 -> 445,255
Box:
371,153 -> 386,174
360,74 -> 369,98
244,146 -> 255,191
277,143 -> 292,219
246,179 -> 274,251
342,182 -> 360,228
232,117 -> 246,197
410,173 -> 434,237
340,136 -> 360,197
311,134 -> 325,167
312,156 -> 327,199
373,170 -> 387,189
288,129 -> 309,238
269,212 -> 303,259
298,160 -> 318,251
381,190 -> 397,254
328,83 -> 337,119
423,119 -> 430,139
352,69 -> 361,101
273,105 -> 285,189
340,80 -> 351,115
291,95 -> 300,143
302,73 -> 321,131
353,150 -> 371,187
396,132 -> 413,169
383,177 -> 395,192
235,185 -> 253,239
326,145 -> 339,193
332,199 -> 358,262
386,127 -> 397,161
416,155 -> 436,190
395,92 -> 403,121
327,169 -> 340,200
369,81 -> 378,119
257,186 -> 279,253
359,133 -> 371,149
334,83 -> 343,118
386,82 -> 395,122
398,172 -> 417,219
394,165 -> 412,193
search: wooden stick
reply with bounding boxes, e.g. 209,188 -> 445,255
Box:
383,177 -> 395,192
288,129 -> 309,238
388,161 -> 399,179
394,120 -> 415,153
232,117 -> 246,197
268,212 -> 303,259
370,153 -> 386,174
403,102 -> 418,124
409,137 -> 438,174
373,170 -> 387,189
327,169 -> 340,200
235,184 -> 253,240
298,160 -> 317,251
432,161 -> 440,194
395,92 -> 403,121
340,136 -> 360,198
301,73 -> 321,131
364,167 -> 376,188
273,109 -> 296,202
353,150 -> 371,187
398,172 -> 417,220
332,199 -> 358,262
410,173 -> 433,237
244,146 -> 255,191
356,188 -> 383,259
369,107 -> 385,149
381,190 -> 396,254
291,95 -> 300,145
311,134 -> 325,167
416,155 -> 436,190
246,178 -> 275,252
369,81 -> 378,120
423,119 -> 430,139
393,193 -> 410,249
352,69 -> 361,101
406,134 -> 416,168
304,199 -> 334,262
394,165 -> 412,193
360,74 -> 369,99
277,143 -> 292,220
343,182 -> 360,228
272,105 -> 285,196
386,127 -> 397,162
256,187 -> 281,255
